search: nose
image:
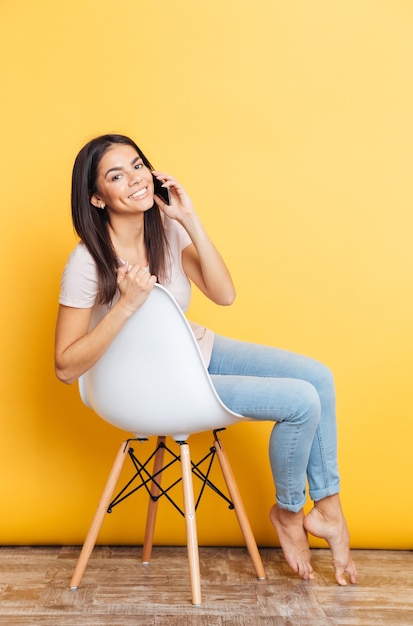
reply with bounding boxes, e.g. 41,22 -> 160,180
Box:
128,170 -> 142,186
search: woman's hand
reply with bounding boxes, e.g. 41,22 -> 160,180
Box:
152,171 -> 236,306
55,264 -> 157,385
152,171 -> 195,224
116,262 -> 157,315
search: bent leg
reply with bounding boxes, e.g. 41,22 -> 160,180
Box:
208,335 -> 355,583
209,373 -> 321,511
209,337 -> 322,580
209,335 -> 341,503
210,371 -> 319,579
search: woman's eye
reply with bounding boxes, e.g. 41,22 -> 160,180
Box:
134,163 -> 143,170
112,174 -> 122,181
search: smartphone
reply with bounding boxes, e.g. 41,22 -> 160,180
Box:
152,175 -> 171,205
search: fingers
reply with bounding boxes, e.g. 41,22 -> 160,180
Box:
152,171 -> 185,195
152,171 -> 175,184
117,263 -> 156,290
152,171 -> 194,220
117,261 -> 130,278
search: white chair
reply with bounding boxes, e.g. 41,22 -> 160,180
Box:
70,284 -> 266,605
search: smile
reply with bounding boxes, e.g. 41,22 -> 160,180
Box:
129,187 -> 148,199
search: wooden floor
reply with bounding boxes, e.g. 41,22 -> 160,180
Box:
0,546 -> 412,625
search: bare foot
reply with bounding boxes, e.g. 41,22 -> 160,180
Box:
303,495 -> 357,586
270,504 -> 314,580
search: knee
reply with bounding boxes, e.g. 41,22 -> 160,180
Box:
310,360 -> 336,402
320,362 -> 335,388
295,381 -> 322,426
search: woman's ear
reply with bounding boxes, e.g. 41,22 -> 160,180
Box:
90,193 -> 105,210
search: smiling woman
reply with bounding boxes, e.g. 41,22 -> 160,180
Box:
54,133 -> 356,586
91,146 -> 155,213
68,135 -> 174,308
55,133 -> 234,385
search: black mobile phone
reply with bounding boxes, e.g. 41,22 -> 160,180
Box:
153,175 -> 171,205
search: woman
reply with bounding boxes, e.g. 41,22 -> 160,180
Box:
55,133 -> 357,586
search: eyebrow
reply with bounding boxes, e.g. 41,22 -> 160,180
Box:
104,155 -> 141,178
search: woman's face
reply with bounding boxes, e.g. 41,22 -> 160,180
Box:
91,143 -> 155,215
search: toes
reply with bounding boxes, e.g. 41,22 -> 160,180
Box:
334,563 -> 357,586
297,562 -> 314,581
335,570 -> 348,586
348,566 -> 357,585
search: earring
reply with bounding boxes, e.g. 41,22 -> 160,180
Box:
100,204 -> 105,210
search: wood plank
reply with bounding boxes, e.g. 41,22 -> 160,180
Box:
0,547 -> 412,625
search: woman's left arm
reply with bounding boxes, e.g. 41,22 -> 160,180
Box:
181,212 -> 236,305
153,172 -> 236,305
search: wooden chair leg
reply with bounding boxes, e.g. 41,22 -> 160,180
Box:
70,440 -> 131,589
142,436 -> 166,564
214,433 -> 266,581
180,442 -> 202,606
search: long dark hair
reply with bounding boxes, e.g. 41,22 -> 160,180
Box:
71,134 -> 169,305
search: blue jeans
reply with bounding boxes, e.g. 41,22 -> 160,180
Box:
208,335 -> 341,512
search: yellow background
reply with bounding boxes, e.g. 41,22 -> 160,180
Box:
1,0 -> 412,550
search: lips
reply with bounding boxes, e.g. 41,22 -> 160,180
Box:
129,187 -> 148,199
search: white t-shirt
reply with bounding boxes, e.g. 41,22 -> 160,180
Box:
59,216 -> 214,366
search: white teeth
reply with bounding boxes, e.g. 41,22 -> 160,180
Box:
129,187 -> 147,199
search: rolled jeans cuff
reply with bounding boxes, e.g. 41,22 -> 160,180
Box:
309,483 -> 340,503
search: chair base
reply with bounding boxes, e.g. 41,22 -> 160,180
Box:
69,431 -> 266,605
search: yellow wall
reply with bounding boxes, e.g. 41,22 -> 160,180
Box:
1,0 -> 412,550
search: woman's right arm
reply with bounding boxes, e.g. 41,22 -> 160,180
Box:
55,264 -> 156,385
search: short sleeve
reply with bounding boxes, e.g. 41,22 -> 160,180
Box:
164,215 -> 192,250
59,243 -> 99,308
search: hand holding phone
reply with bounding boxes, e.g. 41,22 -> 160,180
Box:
152,175 -> 171,205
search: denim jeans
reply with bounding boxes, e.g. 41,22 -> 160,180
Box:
208,335 -> 341,512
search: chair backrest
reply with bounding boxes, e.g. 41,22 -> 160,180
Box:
79,284 -> 246,440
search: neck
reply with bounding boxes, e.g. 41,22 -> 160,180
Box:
109,216 -> 147,267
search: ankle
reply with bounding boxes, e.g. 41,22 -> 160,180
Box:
312,495 -> 344,522
270,504 -> 304,527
